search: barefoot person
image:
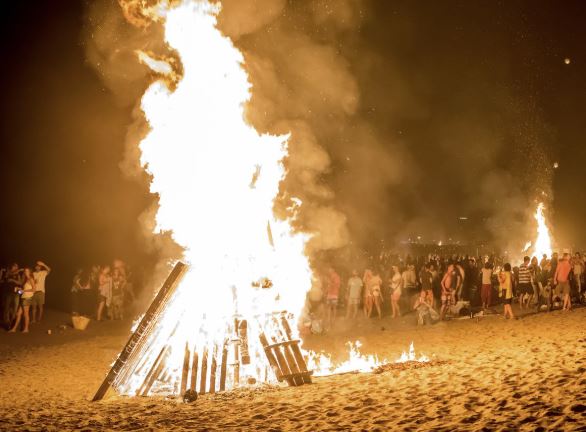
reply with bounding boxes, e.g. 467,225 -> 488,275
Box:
419,263 -> 434,309
499,263 -> 515,319
9,268 -> 35,333
362,269 -> 373,318
440,264 -> 459,321
325,267 -> 341,328
97,266 -> 113,321
518,256 -> 532,310
554,253 -> 572,311
369,270 -> 383,319
345,270 -> 363,319
389,265 -> 402,319
32,260 -> 51,323
480,261 -> 493,310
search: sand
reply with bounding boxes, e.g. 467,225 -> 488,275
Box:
0,307 -> 585,431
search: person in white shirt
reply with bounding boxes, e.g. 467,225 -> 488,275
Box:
479,262 -> 493,309
345,270 -> 363,319
32,261 -> 51,323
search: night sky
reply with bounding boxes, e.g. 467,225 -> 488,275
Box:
0,1 -> 584,304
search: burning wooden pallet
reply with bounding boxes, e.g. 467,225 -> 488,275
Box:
93,263 -> 311,402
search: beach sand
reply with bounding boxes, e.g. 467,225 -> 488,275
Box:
0,307 -> 585,431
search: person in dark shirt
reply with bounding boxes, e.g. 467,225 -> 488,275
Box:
419,263 -> 434,309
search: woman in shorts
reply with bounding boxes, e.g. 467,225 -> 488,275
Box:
9,267 -> 35,333
389,265 -> 403,318
499,263 -> 515,319
368,270 -> 383,319
362,269 -> 373,318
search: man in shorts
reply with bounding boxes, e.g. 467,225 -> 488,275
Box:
345,270 -> 363,319
554,253 -> 572,311
325,267 -> 340,328
32,261 -> 51,323
440,264 -> 459,320
517,256 -> 533,309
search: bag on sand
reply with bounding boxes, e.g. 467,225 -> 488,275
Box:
72,315 -> 90,330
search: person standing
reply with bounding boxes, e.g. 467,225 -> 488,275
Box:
325,267 -> 340,328
345,270 -> 363,319
389,265 -> 402,319
32,260 -> 51,323
97,266 -> 113,321
3,264 -> 22,328
530,256 -> 542,310
480,262 -> 493,310
440,264 -> 459,320
554,253 -> 573,311
518,256 -> 532,310
498,263 -> 515,319
419,263 -> 434,309
362,269 -> 374,318
9,268 -> 35,333
572,252 -> 583,297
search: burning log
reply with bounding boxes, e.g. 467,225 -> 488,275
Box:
199,345 -> 209,395
238,319 -> 251,365
209,344 -> 218,394
259,331 -> 285,383
180,342 -> 190,396
92,262 -> 187,401
219,340 -> 228,392
280,315 -> 312,384
189,347 -> 199,392
138,344 -> 171,396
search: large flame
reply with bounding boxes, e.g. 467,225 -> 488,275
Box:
117,0 -> 312,395
531,202 -> 552,259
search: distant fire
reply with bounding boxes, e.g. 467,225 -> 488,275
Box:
531,203 -> 552,259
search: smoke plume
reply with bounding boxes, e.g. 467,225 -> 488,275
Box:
82,0 -> 555,276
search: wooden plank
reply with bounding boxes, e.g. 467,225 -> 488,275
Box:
209,344 -> 218,394
199,346 -> 209,395
92,262 -> 187,401
280,317 -> 312,384
180,342 -> 190,395
189,347 -> 199,392
219,340 -> 228,391
259,332 -> 284,382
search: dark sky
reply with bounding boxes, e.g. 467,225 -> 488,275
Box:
0,1 -> 585,296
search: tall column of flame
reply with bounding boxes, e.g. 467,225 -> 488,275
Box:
532,202 -> 552,259
117,0 -> 312,394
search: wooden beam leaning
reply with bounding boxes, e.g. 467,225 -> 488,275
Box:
180,342 -> 190,396
92,262 -> 188,401
280,315 -> 312,384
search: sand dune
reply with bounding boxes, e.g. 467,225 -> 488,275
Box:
0,308 -> 585,431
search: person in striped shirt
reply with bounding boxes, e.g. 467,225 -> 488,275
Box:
518,256 -> 533,309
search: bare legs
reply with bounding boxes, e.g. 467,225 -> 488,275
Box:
364,296 -> 373,318
97,299 -> 106,321
391,293 -> 401,318
9,305 -> 30,333
372,296 -> 382,319
504,302 -> 515,319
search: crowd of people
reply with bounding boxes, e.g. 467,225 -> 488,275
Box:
0,261 -> 51,333
0,259 -> 138,334
304,251 -> 585,331
71,259 -> 136,321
